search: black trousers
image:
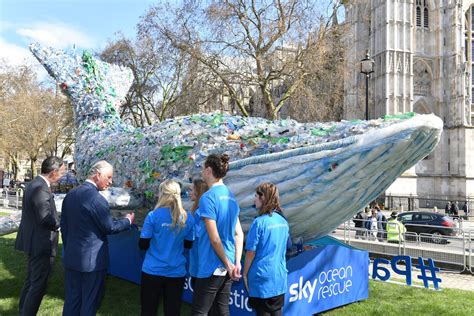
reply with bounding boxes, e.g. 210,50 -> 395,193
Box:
140,272 -> 185,316
19,253 -> 54,315
191,274 -> 233,316
248,294 -> 284,316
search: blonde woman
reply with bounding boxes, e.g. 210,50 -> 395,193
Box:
139,179 -> 194,316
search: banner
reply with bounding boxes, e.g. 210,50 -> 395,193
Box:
108,230 -> 369,315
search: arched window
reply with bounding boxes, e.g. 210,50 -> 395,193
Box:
416,7 -> 422,27
424,8 -> 429,28
415,0 -> 429,29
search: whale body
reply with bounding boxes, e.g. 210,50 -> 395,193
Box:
30,43 -> 443,240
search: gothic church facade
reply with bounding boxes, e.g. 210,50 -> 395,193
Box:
344,0 -> 474,204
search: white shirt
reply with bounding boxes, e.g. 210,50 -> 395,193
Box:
39,175 -> 50,188
85,179 -> 97,188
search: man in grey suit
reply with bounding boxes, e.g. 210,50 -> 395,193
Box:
14,156 -> 66,315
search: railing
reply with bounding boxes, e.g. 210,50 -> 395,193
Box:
335,220 -> 473,274
1,189 -> 22,209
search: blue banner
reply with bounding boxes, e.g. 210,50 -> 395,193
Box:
108,230 -> 369,315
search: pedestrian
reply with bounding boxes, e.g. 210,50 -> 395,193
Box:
14,157 -> 66,315
363,207 -> 372,239
243,183 -> 289,316
191,154 -> 244,316
462,201 -> 469,218
353,209 -> 367,239
188,179 -> 209,288
369,209 -> 378,240
450,201 -> 459,218
61,160 -> 134,316
375,206 -> 386,241
445,201 -> 451,215
139,179 -> 195,316
386,211 -> 406,243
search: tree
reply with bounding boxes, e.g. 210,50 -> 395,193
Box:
0,64 -> 73,178
139,0 -> 346,120
100,32 -> 204,126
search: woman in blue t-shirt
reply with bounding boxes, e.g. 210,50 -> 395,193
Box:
191,153 -> 244,315
188,178 -> 208,286
243,183 -> 289,316
139,179 -> 194,316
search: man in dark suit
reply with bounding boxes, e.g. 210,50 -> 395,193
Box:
14,156 -> 66,315
61,160 -> 134,316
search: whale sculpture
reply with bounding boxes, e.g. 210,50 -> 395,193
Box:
30,43 -> 443,240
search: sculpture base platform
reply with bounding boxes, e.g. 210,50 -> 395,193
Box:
108,230 -> 368,315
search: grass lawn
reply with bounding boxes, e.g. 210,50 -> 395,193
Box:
1,232 -> 474,316
0,212 -> 11,217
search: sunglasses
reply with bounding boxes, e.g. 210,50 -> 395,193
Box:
255,191 -> 263,197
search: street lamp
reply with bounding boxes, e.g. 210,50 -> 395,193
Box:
360,52 -> 374,120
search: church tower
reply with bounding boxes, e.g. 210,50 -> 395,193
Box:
344,0 -> 474,204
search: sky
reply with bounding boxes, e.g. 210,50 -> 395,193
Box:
0,0 -> 156,75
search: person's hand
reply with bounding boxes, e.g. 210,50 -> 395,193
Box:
231,262 -> 241,281
126,212 -> 135,225
225,262 -> 235,278
243,273 -> 249,292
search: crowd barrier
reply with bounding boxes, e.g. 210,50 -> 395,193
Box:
333,220 -> 473,273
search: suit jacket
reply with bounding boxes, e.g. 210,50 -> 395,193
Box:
60,181 -> 130,272
14,176 -> 59,257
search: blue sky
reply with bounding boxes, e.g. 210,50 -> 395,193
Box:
0,0 -> 155,69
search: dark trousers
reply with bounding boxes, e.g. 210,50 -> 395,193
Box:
63,268 -> 107,316
254,308 -> 282,316
191,275 -> 233,316
140,272 -> 185,316
19,253 -> 54,315
249,295 -> 284,316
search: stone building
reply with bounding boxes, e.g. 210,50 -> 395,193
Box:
344,0 -> 474,206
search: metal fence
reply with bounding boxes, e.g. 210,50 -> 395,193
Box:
1,189 -> 21,209
333,220 -> 473,274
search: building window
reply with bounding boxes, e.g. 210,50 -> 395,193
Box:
416,0 -> 429,29
472,8 -> 474,29
416,7 -> 422,27
424,8 -> 429,28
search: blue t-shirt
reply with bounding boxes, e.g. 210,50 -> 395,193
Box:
140,207 -> 195,277
196,184 -> 240,278
245,212 -> 289,298
189,208 -> 201,277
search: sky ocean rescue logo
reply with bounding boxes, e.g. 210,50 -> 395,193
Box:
288,265 -> 353,303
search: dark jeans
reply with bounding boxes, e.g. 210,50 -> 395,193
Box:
19,253 -> 54,315
140,272 -> 185,316
191,274 -> 233,316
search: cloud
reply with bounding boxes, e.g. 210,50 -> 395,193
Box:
0,21 -> 96,80
16,21 -> 96,49
0,37 -> 49,80
0,37 -> 32,66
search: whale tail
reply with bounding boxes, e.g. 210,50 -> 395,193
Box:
29,43 -> 134,127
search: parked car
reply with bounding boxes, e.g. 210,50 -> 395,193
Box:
397,211 -> 458,244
